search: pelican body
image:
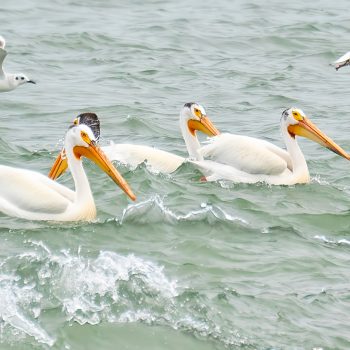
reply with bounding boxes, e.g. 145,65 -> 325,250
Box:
0,124 -> 135,221
193,108 -> 350,185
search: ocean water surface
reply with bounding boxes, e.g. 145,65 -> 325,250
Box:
1,0 -> 350,349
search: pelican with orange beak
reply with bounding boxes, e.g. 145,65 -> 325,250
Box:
100,102 -> 220,173
0,123 -> 135,221
193,108 -> 350,185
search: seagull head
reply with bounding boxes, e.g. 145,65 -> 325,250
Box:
12,73 -> 36,87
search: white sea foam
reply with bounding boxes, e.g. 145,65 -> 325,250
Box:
0,246 -> 177,347
0,244 -> 244,348
310,175 -> 330,186
314,235 -> 350,246
0,274 -> 55,346
49,251 -> 178,325
118,194 -> 248,225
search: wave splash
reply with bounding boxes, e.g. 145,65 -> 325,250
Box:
314,235 -> 350,246
117,194 -> 248,225
0,268 -> 55,347
0,242 -> 247,348
50,250 -> 178,325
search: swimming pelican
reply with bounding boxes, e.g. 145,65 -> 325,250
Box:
49,103 -> 220,176
192,108 -> 350,185
0,124 -> 135,221
333,51 -> 350,71
102,102 -> 220,173
0,35 -> 36,92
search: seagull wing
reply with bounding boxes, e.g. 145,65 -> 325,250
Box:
0,48 -> 7,78
0,36 -> 5,50
334,51 -> 350,70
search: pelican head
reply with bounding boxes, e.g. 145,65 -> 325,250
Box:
282,107 -> 350,160
72,112 -> 100,141
12,73 -> 36,86
333,52 -> 350,71
50,124 -> 136,201
49,113 -> 101,181
181,102 -> 220,137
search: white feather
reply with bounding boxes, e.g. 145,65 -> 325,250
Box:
0,165 -> 74,217
200,133 -> 292,175
102,142 -> 184,174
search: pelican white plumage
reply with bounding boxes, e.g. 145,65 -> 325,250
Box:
0,35 -> 36,92
333,51 -> 350,71
49,104 -> 220,176
192,108 -> 350,185
0,124 -> 135,221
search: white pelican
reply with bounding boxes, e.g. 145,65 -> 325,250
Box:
0,35 -> 36,92
49,104 -> 220,176
0,124 -> 135,221
192,108 -> 350,185
333,51 -> 350,71
101,102 -> 220,173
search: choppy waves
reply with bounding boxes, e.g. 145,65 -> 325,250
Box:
116,194 -> 248,226
0,241 -> 248,349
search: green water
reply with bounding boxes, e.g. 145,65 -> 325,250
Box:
1,0 -> 350,349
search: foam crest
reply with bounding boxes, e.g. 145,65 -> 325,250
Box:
38,250 -> 177,325
0,244 -> 245,348
0,273 -> 55,346
314,235 -> 350,246
118,195 -> 248,225
310,175 -> 330,186
0,246 -> 177,346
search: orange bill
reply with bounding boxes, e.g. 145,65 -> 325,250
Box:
49,143 -> 136,201
188,115 -> 220,137
288,117 -> 350,160
48,149 -> 68,180
73,141 -> 136,201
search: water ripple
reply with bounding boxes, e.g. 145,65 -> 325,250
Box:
116,194 -> 248,226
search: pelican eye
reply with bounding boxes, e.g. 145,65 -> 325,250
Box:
73,118 -> 79,125
80,131 -> 91,144
194,108 -> 202,119
292,111 -> 303,121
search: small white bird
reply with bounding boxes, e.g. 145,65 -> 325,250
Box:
0,35 -> 36,92
333,51 -> 350,71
